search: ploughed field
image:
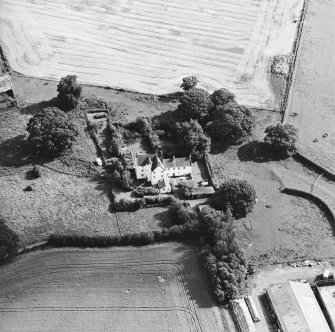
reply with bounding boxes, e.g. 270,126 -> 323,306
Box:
0,0 -> 303,108
0,244 -> 223,332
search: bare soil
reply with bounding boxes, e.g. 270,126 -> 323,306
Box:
1,0 -> 303,108
0,243 -> 224,332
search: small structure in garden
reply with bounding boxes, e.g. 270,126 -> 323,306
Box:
190,186 -> 215,199
0,74 -> 16,107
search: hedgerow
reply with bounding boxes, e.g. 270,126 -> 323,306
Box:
114,196 -> 176,212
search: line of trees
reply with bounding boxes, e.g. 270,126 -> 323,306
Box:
200,207 -> 248,303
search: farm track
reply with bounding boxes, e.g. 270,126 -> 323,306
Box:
0,0 -> 303,107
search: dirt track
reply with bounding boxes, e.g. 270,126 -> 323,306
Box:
0,0 -> 303,108
0,244 -> 224,332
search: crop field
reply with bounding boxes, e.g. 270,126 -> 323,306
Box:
0,0 -> 303,108
0,244 -> 223,332
286,0 -> 335,172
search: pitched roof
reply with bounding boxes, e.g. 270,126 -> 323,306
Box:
136,154 -> 155,166
267,281 -> 331,332
163,156 -> 191,169
157,178 -> 168,189
191,187 -> 215,195
151,154 -> 164,171
0,74 -> 13,94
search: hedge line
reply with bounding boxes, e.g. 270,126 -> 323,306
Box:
294,152 -> 335,180
114,196 -> 176,212
281,187 -> 335,225
204,154 -> 218,189
48,223 -> 199,248
146,130 -> 161,152
134,187 -> 160,197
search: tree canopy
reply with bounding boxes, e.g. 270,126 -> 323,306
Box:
0,218 -> 19,264
211,88 -> 236,107
176,120 -> 211,160
57,75 -> 82,111
180,76 -> 199,91
169,200 -> 198,226
264,123 -> 298,155
27,107 -> 79,157
210,102 -> 255,143
210,178 -> 257,218
200,207 -> 248,302
178,88 -> 213,122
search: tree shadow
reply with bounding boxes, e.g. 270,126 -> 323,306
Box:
154,210 -> 174,228
20,98 -> 58,115
90,173 -> 116,213
210,140 -> 231,155
238,141 -> 285,163
25,169 -> 36,180
157,91 -> 182,103
0,134 -> 50,168
258,293 -> 278,331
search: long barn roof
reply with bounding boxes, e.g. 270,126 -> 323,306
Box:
267,281 -> 331,332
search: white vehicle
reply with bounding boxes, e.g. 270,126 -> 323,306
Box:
245,296 -> 261,322
323,270 -> 330,279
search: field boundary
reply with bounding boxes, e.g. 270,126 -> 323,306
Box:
293,152 -> 335,180
281,187 -> 335,226
281,0 -> 309,122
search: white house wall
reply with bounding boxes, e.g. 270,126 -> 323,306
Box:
165,166 -> 192,177
135,164 -> 152,182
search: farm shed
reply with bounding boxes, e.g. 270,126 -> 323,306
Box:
191,186 -> 215,199
316,284 -> 335,332
0,74 -> 15,98
266,281 -> 331,332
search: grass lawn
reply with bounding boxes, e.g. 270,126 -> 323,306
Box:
0,169 -> 120,247
209,146 -> 335,267
0,91 -> 117,247
117,207 -> 174,234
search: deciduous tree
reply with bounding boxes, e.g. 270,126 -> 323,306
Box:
0,218 -> 19,264
178,88 -> 213,122
27,107 -> 79,157
264,123 -> 298,155
176,120 -> 211,160
211,88 -> 235,107
57,75 -> 82,111
180,76 -> 199,91
211,102 -> 255,143
210,179 -> 257,218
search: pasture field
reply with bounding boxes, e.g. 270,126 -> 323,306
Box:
0,169 -> 120,247
286,0 -> 335,172
0,0 -> 303,108
0,244 -> 224,332
209,149 -> 335,267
